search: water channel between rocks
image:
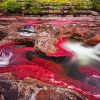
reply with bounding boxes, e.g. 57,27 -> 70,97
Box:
0,17 -> 100,100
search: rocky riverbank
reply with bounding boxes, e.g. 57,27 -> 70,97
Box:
0,16 -> 100,100
0,16 -> 100,52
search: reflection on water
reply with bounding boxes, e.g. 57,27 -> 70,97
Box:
84,75 -> 100,88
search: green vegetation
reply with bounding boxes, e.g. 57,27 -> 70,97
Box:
38,0 -> 70,3
91,0 -> 100,10
0,0 -> 22,13
0,0 -> 42,14
21,0 -> 42,14
0,0 -> 99,14
73,0 -> 93,9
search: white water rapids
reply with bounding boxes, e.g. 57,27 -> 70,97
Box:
62,42 -> 100,66
0,50 -> 13,66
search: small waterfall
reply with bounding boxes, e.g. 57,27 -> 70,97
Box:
62,41 -> 100,66
0,50 -> 13,67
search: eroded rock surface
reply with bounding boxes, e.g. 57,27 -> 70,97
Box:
0,17 -> 100,53
0,73 -> 86,100
0,17 -> 100,100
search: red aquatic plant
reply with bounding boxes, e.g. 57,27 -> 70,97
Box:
0,38 -> 100,100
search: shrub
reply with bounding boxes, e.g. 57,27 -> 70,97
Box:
38,0 -> 70,3
91,0 -> 100,10
73,0 -> 93,9
0,0 -> 99,15
0,0 -> 22,13
20,0 -> 42,14
30,3 -> 42,14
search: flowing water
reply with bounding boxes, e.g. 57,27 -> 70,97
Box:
0,18 -> 100,100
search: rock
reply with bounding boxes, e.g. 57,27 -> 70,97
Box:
85,34 -> 100,45
1,22 -> 35,47
0,17 -> 100,52
90,11 -> 99,16
0,73 -> 86,100
0,17 -> 100,100
0,30 -> 8,40
34,25 -> 57,53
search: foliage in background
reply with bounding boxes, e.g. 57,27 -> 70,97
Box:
38,0 -> 99,10
0,0 -> 99,14
21,0 -> 42,14
38,0 -> 70,3
0,0 -> 22,13
91,0 -> 100,10
73,0 -> 93,9
0,0 -> 42,14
